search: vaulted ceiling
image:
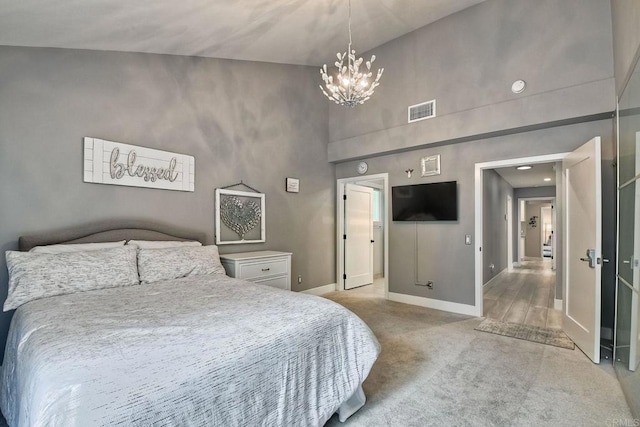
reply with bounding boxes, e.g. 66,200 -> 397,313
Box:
0,0 -> 485,66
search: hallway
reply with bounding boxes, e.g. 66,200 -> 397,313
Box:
483,258 -> 562,329
344,277 -> 385,298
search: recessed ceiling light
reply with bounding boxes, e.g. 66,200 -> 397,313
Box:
516,165 -> 533,171
511,80 -> 526,94
544,177 -> 552,182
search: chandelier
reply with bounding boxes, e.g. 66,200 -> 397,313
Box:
319,0 -> 384,107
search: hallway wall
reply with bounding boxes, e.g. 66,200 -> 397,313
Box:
482,170 -> 514,284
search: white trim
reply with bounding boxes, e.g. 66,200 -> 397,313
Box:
337,173 -> 389,299
554,299 -> 563,310
483,268 -> 507,291
388,292 -> 478,317
507,195 -> 513,271
475,152 -> 569,319
517,196 -> 554,260
300,283 -> 336,296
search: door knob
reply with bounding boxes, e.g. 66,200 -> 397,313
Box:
580,249 -> 597,268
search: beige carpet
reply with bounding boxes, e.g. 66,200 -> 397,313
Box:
323,289 -> 631,426
475,318 -> 575,350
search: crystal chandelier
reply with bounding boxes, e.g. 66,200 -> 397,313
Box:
319,0 -> 384,107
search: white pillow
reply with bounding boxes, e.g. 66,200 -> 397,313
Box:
4,246 -> 139,311
126,240 -> 202,249
137,245 -> 226,284
29,240 -> 126,254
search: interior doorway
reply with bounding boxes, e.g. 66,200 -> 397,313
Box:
484,190 -> 558,329
474,153 -> 568,320
517,197 -> 555,267
336,173 -> 389,298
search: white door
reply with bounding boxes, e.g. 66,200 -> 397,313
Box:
344,183 -> 374,290
563,136 -> 602,363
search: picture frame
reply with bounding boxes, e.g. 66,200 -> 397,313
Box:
215,188 -> 266,245
421,154 -> 441,177
286,177 -> 300,193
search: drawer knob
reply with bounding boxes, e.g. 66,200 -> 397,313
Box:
261,268 -> 270,272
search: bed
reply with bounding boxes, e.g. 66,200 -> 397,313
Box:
0,220 -> 380,426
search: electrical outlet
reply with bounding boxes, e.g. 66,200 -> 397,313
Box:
465,235 -> 472,245
297,275 -> 302,284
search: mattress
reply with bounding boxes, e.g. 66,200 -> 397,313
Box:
0,275 -> 380,426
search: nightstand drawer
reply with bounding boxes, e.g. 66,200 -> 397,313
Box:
239,258 -> 288,280
254,275 -> 289,290
219,251 -> 292,291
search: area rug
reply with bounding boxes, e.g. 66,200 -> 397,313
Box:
475,318 -> 575,350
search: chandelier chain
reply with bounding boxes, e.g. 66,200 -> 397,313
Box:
348,0 -> 352,46
318,0 -> 384,107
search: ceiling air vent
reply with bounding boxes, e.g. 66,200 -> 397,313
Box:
408,99 -> 436,123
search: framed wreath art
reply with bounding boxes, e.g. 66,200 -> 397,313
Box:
215,187 -> 266,245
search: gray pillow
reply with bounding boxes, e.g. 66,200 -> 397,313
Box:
137,245 -> 227,284
30,240 -> 127,254
126,240 -> 201,249
4,246 -> 139,311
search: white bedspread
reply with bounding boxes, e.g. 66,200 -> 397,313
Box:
0,275 -> 380,426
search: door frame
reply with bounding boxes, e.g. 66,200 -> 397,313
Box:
507,195 -> 513,271
517,197 -> 555,261
344,183 -> 374,290
540,205 -> 553,258
336,173 -> 389,297
475,153 -> 569,317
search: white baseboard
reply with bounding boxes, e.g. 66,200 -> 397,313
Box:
300,283 -> 336,296
388,292 -> 479,317
554,299 -> 562,310
483,268 -> 507,290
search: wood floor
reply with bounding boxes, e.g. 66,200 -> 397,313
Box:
483,258 -> 562,329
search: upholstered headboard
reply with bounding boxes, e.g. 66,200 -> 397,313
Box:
19,220 -> 207,251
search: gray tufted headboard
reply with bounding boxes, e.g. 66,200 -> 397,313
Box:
18,219 -> 207,251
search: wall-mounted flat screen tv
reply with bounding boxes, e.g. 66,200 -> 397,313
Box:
392,181 -> 458,221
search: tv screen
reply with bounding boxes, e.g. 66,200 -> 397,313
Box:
392,181 -> 458,221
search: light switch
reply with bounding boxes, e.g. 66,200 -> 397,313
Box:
465,235 -> 472,245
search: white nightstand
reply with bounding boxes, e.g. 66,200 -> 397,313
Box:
219,251 -> 292,291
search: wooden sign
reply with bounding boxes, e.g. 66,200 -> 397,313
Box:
83,137 -> 195,192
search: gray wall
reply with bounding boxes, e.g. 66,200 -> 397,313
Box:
513,187 -> 557,200
482,170 -> 513,284
328,0 -> 615,162
336,119 -> 615,307
332,0 -> 616,308
0,46 -> 335,358
611,0 -> 640,96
